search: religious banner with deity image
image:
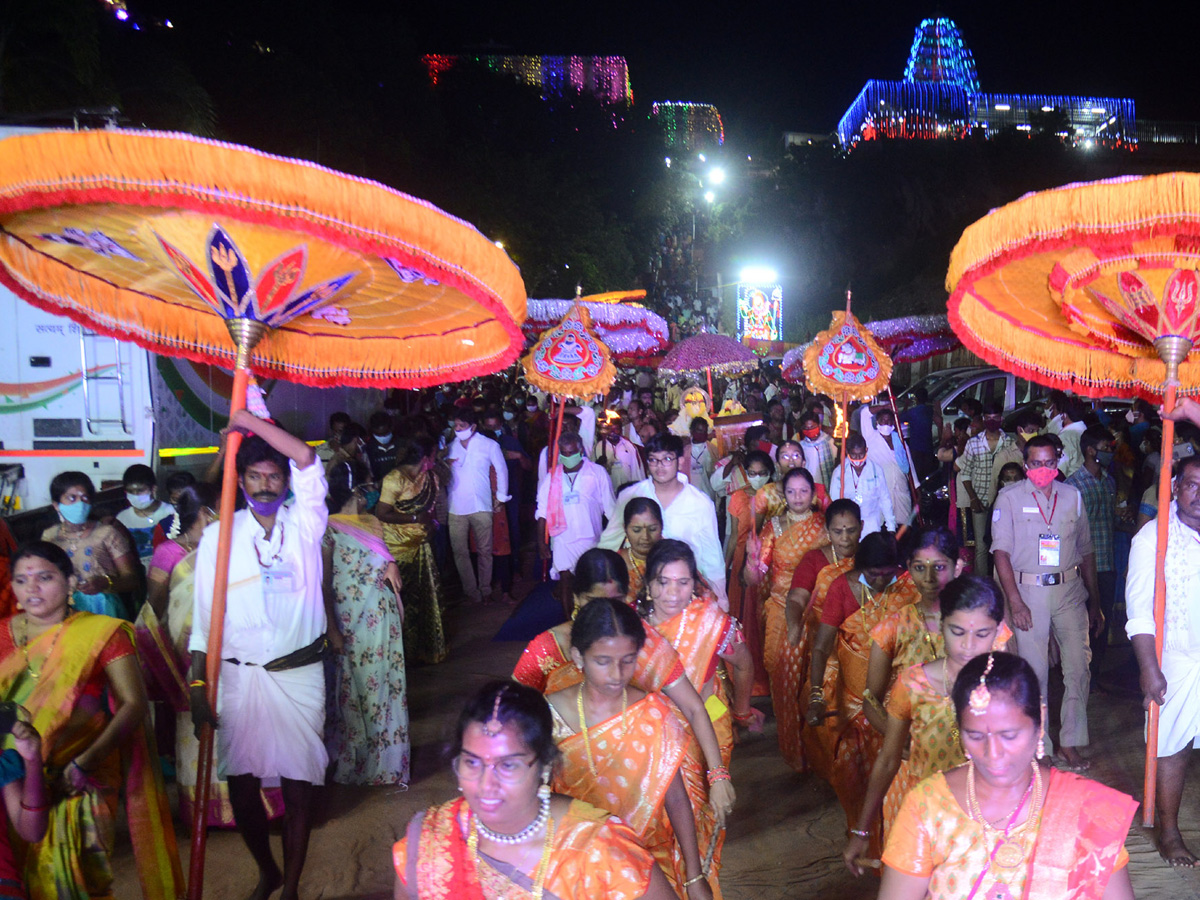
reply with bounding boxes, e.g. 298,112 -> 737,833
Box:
522,300 -> 616,400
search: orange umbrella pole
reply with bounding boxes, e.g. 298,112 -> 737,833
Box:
189,321 -> 265,899
706,366 -> 714,402
1144,379 -> 1179,827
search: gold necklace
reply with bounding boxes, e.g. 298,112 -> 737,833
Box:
467,810 -> 556,900
15,614 -> 68,679
578,684 -> 628,777
967,759 -> 1043,871
939,659 -> 960,745
857,580 -> 883,633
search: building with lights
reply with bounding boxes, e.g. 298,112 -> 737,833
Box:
421,54 -> 633,106
651,102 -> 725,149
835,18 -> 1135,150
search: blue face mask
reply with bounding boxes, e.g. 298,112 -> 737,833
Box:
59,501 -> 91,525
859,571 -> 895,590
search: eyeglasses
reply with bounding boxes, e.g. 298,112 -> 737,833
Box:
453,753 -> 538,784
1025,459 -> 1059,469
647,456 -> 677,467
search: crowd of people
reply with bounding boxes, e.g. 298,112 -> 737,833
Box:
0,364 -> 1194,898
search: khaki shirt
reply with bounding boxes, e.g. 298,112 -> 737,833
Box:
991,480 -> 1093,575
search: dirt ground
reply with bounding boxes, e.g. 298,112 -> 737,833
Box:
113,595 -> 1200,899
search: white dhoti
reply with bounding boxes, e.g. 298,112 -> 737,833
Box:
218,660 -> 328,784
1152,647 -> 1200,757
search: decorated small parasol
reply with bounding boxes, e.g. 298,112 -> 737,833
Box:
522,292 -> 668,362
803,291 -> 895,488
782,313 -> 959,383
0,128 -> 526,896
945,172 -> 1200,826
658,329 -> 759,399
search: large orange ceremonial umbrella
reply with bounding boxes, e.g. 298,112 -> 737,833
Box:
0,128 -> 526,896
946,172 -> 1200,826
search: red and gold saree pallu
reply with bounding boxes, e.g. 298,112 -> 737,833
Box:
799,558 -> 855,782
0,613 -> 183,900
827,579 -> 919,858
541,628 -> 684,696
553,694 -> 689,892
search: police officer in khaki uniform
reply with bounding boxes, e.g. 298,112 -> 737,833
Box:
991,435 -> 1103,770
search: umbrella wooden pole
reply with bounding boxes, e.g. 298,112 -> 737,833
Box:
189,322 -> 264,899
706,366 -> 714,401
1144,382 -> 1178,827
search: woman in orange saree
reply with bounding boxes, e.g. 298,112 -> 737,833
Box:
512,550 -> 737,839
547,599 -> 717,899
394,680 -> 675,900
845,576 -> 1005,871
5,543 -> 182,900
641,540 -> 761,897
752,441 -> 806,533
723,450 -> 774,695
745,468 -> 829,770
618,497 -> 663,606
878,653 -> 1135,900
807,531 -> 911,855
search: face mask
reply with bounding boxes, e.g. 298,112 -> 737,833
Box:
850,458 -> 867,471
526,405 -> 538,413
748,474 -> 770,490
243,489 -> 287,517
802,426 -> 821,439
984,418 -> 1003,431
374,433 -> 393,445
1018,430 -> 1038,442
455,428 -> 473,441
503,410 -> 515,421
877,424 -> 894,436
1125,410 -> 1138,424
59,501 -> 91,525
126,492 -> 153,510
559,452 -> 583,468
493,428 -> 504,437
1095,450 -> 1114,468
1026,466 -> 1058,489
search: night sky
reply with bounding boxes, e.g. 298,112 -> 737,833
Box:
400,1 -> 1200,144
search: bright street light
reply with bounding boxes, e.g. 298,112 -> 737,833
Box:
739,266 -> 778,283
704,190 -> 716,204
664,157 -> 671,168
708,167 -> 726,185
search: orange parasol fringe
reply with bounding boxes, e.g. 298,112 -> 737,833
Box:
803,309 -> 893,402
947,172 -> 1200,292
0,130 -> 527,388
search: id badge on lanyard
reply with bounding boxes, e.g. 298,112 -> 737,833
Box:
262,565 -> 298,595
1038,534 -> 1061,568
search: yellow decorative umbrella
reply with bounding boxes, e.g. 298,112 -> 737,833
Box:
946,172 -> 1200,826
0,128 -> 526,897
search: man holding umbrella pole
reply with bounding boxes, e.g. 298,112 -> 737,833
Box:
190,408 -> 332,900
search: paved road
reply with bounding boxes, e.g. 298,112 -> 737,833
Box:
114,599 -> 1200,899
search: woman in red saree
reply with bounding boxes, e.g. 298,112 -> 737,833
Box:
394,680 -> 675,900
879,652 -> 1135,900
5,542 -> 182,900
513,550 -> 736,828
618,497 -> 663,606
547,599 -> 717,899
807,531 -> 912,855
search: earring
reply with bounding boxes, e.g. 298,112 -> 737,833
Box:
1037,731 -> 1046,760
537,768 -> 551,801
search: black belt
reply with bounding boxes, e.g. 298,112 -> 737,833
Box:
224,634 -> 327,671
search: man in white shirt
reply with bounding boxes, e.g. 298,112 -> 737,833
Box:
1128,429 -> 1200,866
862,406 -> 914,529
684,417 -> 717,502
190,410 -> 331,900
593,411 -> 644,492
829,434 -> 896,535
537,431 -> 615,612
598,433 -> 727,607
1057,398 -> 1088,478
445,408 -> 510,603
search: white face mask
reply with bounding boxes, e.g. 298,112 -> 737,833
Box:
877,424 -> 895,436
454,427 -> 473,441
374,432 -> 393,445
1125,410 -> 1138,424
748,474 -> 770,490
126,492 -> 153,510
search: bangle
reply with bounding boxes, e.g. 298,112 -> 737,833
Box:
683,874 -> 706,887
69,759 -> 91,774
731,710 -> 755,723
189,679 -> 207,689
849,828 -> 870,839
706,766 -> 731,785
20,800 -> 49,812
